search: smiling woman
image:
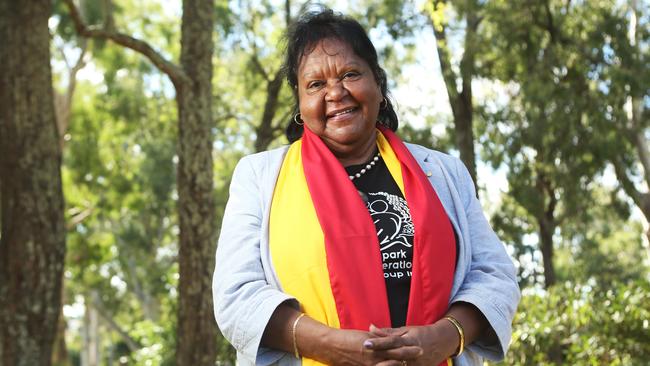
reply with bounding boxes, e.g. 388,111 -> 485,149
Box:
296,38 -> 382,166
213,7 -> 520,366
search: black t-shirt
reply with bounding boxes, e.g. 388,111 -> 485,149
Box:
345,154 -> 413,327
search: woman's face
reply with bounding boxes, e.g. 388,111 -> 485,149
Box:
297,38 -> 382,158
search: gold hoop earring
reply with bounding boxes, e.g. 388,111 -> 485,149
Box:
293,113 -> 304,126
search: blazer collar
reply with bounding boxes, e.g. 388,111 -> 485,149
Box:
406,143 -> 434,164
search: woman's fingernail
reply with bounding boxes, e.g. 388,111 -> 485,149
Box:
363,340 -> 373,348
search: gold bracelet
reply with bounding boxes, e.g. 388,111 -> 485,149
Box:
443,315 -> 465,357
292,313 -> 306,358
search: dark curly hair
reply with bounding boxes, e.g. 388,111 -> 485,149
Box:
283,7 -> 399,143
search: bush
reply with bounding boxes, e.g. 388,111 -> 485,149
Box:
496,279 -> 650,365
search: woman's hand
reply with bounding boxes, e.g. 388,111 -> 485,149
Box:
262,302 -> 486,365
365,322 -> 458,366
262,305 -> 423,366
315,328 -> 423,366
364,302 -> 490,365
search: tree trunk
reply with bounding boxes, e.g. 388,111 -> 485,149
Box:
252,1 -> 291,153
617,2 -> 650,272
175,0 -> 218,365
53,39 -> 86,150
254,72 -> 283,152
451,94 -> 476,186
0,1 -> 66,366
90,290 -> 141,353
81,301 -> 100,366
536,171 -> 558,289
430,0 -> 479,189
62,0 -> 218,362
538,214 -> 556,288
125,255 -> 160,321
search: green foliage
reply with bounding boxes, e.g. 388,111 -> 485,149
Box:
499,280 -> 650,365
472,0 -> 648,288
62,43 -> 180,364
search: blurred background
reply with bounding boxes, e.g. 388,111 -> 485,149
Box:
1,0 -> 649,365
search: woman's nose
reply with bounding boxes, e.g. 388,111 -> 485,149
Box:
325,80 -> 348,101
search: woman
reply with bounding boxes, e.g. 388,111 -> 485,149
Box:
213,8 -> 519,366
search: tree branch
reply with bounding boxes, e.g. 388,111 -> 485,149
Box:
543,0 -> 556,43
285,0 -> 292,27
102,0 -> 115,30
255,69 -> 284,152
124,252 -> 159,321
65,41 -> 86,126
54,38 -> 87,148
430,0 -> 459,104
611,157 -> 644,210
63,0 -> 188,88
459,5 -> 479,114
242,18 -> 269,81
273,108 -> 292,133
90,292 -> 141,353
624,12 -> 650,186
250,53 -> 270,81
632,127 -> 650,187
66,207 -> 93,230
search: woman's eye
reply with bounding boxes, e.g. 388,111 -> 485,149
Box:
343,71 -> 360,79
308,81 -> 324,89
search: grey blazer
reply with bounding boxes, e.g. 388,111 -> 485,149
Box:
213,143 -> 520,366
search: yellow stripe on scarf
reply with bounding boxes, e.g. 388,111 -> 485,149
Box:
270,140 -> 340,330
377,131 -> 405,196
270,140 -> 336,366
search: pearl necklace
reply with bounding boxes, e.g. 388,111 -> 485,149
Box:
348,152 -> 381,181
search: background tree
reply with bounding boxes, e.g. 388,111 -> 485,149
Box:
0,1 -> 67,365
599,2 -> 650,251
63,0 -> 219,364
218,0 -> 295,153
62,66 -> 180,364
425,0 -> 482,187
475,0 -> 618,288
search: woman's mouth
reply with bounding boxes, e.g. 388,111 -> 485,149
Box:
327,107 -> 359,121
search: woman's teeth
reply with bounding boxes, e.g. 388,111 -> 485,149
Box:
330,108 -> 356,117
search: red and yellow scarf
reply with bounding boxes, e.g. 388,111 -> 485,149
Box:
270,126 -> 455,365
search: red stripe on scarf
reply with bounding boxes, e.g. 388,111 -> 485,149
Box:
301,127 -> 391,329
301,126 -> 455,334
379,127 -> 456,326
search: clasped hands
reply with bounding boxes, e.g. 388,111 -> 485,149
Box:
325,323 -> 456,366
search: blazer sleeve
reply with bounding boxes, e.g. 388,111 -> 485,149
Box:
212,155 -> 297,365
449,158 -> 521,361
